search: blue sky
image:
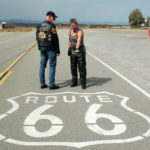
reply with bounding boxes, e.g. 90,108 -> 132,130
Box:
0,0 -> 149,23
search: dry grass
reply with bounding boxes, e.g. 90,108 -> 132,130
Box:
57,25 -> 70,29
57,25 -> 149,30
0,27 -> 33,32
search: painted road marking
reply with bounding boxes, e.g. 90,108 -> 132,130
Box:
0,42 -> 37,85
59,30 -> 150,99
0,92 -> 150,148
84,103 -> 127,136
24,105 -> 64,138
0,71 -> 12,86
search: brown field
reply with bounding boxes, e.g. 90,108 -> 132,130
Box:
57,25 -> 149,30
0,27 -> 34,32
0,25 -> 148,32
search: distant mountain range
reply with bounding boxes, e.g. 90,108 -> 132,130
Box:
0,19 -> 42,24
0,19 -> 128,25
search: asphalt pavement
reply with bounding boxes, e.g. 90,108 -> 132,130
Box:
0,29 -> 150,150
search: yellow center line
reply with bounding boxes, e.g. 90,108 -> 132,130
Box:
0,71 -> 12,86
0,41 -> 37,85
0,72 -> 4,77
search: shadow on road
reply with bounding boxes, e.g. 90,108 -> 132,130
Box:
86,77 -> 112,88
57,77 -> 112,88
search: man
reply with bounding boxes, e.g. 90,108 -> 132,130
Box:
36,11 -> 60,90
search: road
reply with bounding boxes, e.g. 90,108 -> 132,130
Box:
0,31 -> 35,72
0,29 -> 150,150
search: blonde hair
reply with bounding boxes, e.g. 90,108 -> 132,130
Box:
70,18 -> 78,25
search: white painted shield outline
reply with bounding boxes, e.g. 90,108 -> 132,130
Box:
0,91 -> 150,148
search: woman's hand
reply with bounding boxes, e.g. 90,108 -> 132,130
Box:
75,49 -> 80,56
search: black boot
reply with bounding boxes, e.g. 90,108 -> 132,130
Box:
81,77 -> 86,90
70,78 -> 78,87
71,82 -> 78,87
82,84 -> 86,89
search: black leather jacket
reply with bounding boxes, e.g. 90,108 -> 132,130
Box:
36,20 -> 60,54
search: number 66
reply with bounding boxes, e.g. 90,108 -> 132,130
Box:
23,104 -> 126,138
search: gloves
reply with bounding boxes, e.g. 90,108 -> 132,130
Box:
75,49 -> 80,56
68,48 -> 80,56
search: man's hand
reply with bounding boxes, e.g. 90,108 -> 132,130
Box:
57,53 -> 60,56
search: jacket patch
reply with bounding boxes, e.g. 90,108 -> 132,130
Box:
52,28 -> 57,34
39,32 -> 46,40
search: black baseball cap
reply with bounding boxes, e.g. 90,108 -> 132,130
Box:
46,11 -> 58,18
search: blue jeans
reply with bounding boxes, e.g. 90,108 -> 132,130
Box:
39,50 -> 57,87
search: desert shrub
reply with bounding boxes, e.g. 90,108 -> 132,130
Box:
5,23 -> 16,29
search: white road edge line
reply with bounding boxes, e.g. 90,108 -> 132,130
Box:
59,30 -> 150,99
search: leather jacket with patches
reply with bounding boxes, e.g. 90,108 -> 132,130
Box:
36,20 -> 60,54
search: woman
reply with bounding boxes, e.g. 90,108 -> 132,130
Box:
68,19 -> 87,89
